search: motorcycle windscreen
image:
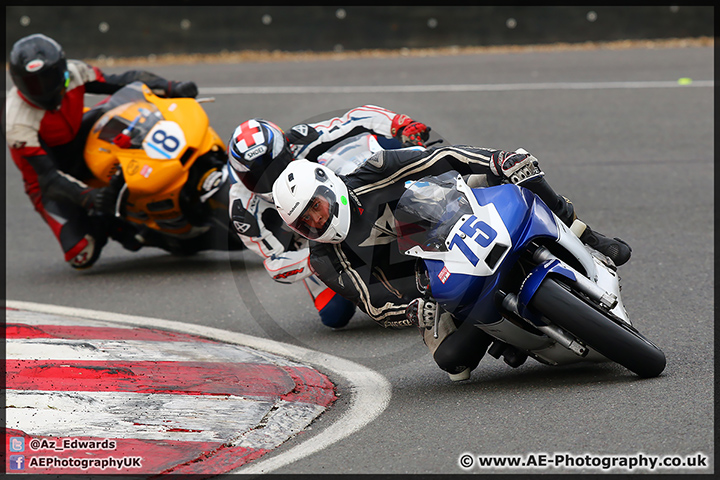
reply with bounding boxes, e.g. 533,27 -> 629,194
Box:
98,81 -> 148,111
395,172 -> 473,254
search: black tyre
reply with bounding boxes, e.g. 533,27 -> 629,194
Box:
530,279 -> 666,378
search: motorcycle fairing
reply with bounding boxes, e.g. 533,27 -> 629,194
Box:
84,82 -> 225,235
402,175 -> 562,322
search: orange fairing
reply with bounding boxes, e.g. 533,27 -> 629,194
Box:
84,83 -> 224,235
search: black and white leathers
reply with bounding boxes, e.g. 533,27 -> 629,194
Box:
309,145 -> 573,328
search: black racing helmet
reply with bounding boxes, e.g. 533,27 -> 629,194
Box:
9,34 -> 69,110
227,119 -> 294,195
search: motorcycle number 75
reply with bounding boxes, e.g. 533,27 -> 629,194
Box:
444,203 -> 512,276
142,121 -> 187,160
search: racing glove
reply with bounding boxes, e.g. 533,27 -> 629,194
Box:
167,81 -> 198,98
489,150 -> 543,185
79,167 -> 125,215
80,187 -> 114,214
405,297 -> 438,328
391,114 -> 431,147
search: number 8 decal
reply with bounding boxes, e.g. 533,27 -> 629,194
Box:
143,121 -> 187,160
151,129 -> 180,153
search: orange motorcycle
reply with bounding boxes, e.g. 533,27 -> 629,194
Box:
83,81 -> 243,255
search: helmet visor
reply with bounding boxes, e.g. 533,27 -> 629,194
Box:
15,60 -> 68,109
289,185 -> 339,240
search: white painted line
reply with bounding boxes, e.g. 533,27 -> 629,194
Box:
200,80 -> 714,95
6,300 -> 392,474
6,80 -> 714,98
230,399 -> 326,450
7,390 -> 276,443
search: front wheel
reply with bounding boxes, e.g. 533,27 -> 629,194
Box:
530,279 -> 666,378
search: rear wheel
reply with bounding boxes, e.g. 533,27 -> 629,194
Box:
530,279 -> 666,378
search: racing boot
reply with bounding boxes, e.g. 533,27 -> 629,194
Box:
68,233 -> 107,270
519,174 -> 632,265
501,346 -> 528,368
572,220 -> 632,266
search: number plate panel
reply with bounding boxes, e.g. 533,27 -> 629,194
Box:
142,121 -> 187,160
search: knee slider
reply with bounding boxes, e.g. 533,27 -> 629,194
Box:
432,338 -> 472,374
432,324 -> 493,374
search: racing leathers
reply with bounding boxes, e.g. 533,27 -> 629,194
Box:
5,59 -> 196,268
227,105 -> 408,328
307,145 -> 577,373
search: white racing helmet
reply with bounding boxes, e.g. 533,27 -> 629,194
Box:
272,159 -> 351,243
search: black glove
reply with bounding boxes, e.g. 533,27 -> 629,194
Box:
167,81 -> 198,98
489,150 -> 543,185
79,187 -> 115,215
405,297 -> 438,328
79,167 -> 125,215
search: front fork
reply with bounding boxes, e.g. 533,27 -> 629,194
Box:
499,290 -> 588,357
530,246 -> 618,310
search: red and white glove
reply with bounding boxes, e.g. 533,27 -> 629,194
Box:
391,114 -> 431,147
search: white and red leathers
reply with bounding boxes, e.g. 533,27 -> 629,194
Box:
227,105 -> 409,327
5,59 -> 188,267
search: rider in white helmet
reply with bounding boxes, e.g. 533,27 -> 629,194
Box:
274,161 -> 351,244
273,145 -> 631,380
226,106 -> 431,329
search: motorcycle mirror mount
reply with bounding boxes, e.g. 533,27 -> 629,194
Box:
113,133 -> 132,148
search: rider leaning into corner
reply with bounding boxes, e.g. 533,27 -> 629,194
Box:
5,33 -> 199,269
226,106 -> 430,329
271,142 -> 633,381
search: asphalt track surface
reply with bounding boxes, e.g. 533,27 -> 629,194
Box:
5,44 -> 714,475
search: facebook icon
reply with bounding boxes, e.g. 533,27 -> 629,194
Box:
9,455 -> 25,470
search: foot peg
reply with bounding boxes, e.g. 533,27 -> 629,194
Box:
488,341 -> 528,368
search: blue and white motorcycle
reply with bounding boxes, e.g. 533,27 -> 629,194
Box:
394,168 -> 666,378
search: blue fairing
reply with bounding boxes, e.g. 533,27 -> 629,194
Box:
425,259 -> 481,314
427,184 -> 560,323
473,184 -> 558,243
